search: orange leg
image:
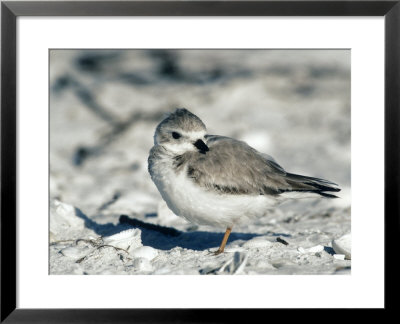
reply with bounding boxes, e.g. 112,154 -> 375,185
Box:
214,227 -> 232,255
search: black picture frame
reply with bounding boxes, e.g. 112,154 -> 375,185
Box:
1,0 -> 399,322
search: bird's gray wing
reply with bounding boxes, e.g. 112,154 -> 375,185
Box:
185,135 -> 288,195
185,135 -> 340,197
259,153 -> 286,174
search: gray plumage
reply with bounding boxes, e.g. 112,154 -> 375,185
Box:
148,108 -> 340,199
154,108 -> 206,145
174,135 -> 339,197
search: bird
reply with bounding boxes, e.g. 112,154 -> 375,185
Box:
148,108 -> 340,255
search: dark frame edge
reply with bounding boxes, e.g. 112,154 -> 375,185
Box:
1,2 -> 17,323
384,1 -> 400,312
2,1 -> 399,16
1,0 -> 399,322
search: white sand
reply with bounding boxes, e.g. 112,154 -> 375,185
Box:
50,49 -> 351,275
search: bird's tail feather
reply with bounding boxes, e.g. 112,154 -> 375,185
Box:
284,172 -> 341,198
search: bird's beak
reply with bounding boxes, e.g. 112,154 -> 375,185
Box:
193,139 -> 209,154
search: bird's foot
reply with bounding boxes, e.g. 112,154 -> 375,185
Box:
209,248 -> 224,256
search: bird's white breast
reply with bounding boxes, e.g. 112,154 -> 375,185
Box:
149,154 -> 278,228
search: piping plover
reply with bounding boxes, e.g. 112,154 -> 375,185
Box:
148,108 -> 340,254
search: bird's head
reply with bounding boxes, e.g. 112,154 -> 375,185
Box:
154,108 -> 209,155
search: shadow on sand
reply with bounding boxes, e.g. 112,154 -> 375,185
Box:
75,208 -> 290,251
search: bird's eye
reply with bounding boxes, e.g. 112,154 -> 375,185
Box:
172,132 -> 181,139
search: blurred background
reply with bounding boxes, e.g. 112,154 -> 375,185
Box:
50,49 -> 350,238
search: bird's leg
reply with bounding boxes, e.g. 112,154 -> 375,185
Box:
214,227 -> 232,255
